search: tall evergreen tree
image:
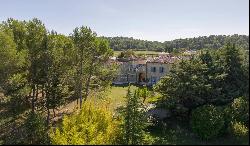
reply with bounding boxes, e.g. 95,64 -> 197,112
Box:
25,18 -> 48,113
222,43 -> 247,100
71,26 -> 113,108
118,86 -> 147,145
71,26 -> 96,108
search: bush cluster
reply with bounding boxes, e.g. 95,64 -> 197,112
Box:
229,121 -> 248,139
190,97 -> 249,140
190,105 -> 225,140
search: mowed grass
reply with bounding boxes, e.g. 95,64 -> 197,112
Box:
87,84 -> 160,112
106,85 -> 159,110
86,85 -> 138,111
113,50 -> 161,57
47,85 -> 138,116
106,85 -> 137,110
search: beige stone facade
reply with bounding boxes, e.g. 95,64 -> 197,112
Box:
146,62 -> 172,85
113,59 -> 146,84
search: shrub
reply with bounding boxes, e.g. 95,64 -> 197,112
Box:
50,101 -> 119,145
220,105 -> 232,134
190,105 -> 224,140
23,112 -> 48,144
231,97 -> 249,126
221,97 -> 249,135
229,121 -> 248,139
142,132 -> 157,145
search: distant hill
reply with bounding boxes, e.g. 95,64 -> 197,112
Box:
102,34 -> 249,52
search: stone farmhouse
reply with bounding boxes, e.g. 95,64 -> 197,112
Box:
112,53 -> 183,86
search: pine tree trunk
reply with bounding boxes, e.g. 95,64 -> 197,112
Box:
79,49 -> 84,109
79,77 -> 83,108
27,90 -> 32,106
84,58 -> 95,102
53,108 -> 56,117
35,84 -> 39,109
31,84 -> 35,113
47,108 -> 50,126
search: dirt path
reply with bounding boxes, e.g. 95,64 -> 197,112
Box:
51,99 -> 79,122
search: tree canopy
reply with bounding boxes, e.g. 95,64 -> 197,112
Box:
104,35 -> 249,52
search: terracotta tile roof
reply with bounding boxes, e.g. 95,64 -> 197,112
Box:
133,59 -> 147,64
147,55 -> 180,64
108,54 -> 192,65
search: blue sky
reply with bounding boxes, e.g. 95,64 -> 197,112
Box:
0,0 -> 249,42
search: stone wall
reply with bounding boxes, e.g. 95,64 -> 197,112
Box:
146,62 -> 172,85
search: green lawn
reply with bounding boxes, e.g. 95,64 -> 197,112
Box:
106,85 -> 137,110
87,84 -> 158,111
51,85 -> 139,116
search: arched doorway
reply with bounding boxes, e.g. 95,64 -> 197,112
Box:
138,72 -> 146,82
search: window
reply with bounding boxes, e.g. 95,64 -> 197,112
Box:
159,67 -> 164,73
151,67 -> 156,72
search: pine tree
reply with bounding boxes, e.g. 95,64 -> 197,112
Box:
222,43 -> 246,100
119,86 -> 147,145
71,26 -> 113,108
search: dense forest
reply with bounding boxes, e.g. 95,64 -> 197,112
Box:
104,35 -> 249,52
